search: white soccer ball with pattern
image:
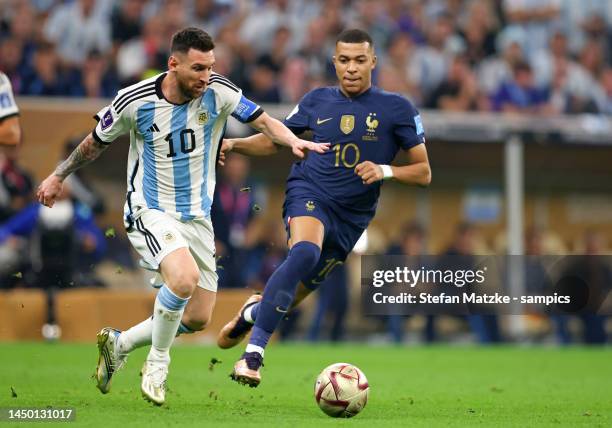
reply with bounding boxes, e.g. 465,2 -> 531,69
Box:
314,363 -> 369,418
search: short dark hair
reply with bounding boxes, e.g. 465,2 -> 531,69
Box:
336,28 -> 373,48
171,27 -> 215,54
513,60 -> 532,74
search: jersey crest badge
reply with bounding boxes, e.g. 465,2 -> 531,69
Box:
340,115 -> 354,134
197,110 -> 209,125
305,200 -> 316,212
363,112 -> 379,141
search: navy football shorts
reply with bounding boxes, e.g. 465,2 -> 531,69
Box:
282,186 -> 364,290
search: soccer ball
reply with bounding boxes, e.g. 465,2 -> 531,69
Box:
314,363 -> 369,418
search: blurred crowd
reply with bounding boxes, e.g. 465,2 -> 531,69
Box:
1,0 -> 612,114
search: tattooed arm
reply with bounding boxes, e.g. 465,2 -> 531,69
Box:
37,133 -> 109,207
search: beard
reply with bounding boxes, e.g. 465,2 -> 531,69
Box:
177,76 -> 203,100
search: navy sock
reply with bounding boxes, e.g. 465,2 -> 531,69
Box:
248,241 -> 320,349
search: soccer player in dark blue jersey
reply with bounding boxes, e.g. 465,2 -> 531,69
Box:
218,29 -> 431,387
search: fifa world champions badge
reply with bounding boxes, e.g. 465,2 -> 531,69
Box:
101,109 -> 114,130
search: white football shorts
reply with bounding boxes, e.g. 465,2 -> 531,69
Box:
127,207 -> 218,292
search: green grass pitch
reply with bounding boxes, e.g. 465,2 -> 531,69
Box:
0,342 -> 610,427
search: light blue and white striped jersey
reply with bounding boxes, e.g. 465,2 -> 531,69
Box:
93,72 -> 261,227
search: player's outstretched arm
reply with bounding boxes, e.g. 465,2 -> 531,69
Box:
247,112 -> 329,158
355,144 -> 431,187
223,134 -> 279,158
37,133 -> 109,207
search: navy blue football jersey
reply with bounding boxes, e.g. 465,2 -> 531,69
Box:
283,86 -> 425,227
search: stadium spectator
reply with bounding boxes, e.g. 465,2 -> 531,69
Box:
532,30 -> 600,104
596,67 -> 612,114
245,57 -> 282,103
384,221 -> 427,343
215,23 -> 253,89
66,50 -> 119,98
431,223 -> 501,343
239,0 -> 319,56
578,38 -> 607,82
477,27 -> 526,95
502,0 -> 561,61
560,1 -> 612,55
43,0 -> 111,67
279,57 -> 309,103
187,0 -> 236,38
21,42 -> 67,96
409,12 -> 464,101
548,59 -> 600,114
306,263 -> 348,342
159,0 -> 188,37
115,15 -> 169,86
426,54 -> 484,111
0,37 -> 26,92
458,0 -> 499,66
110,0 -> 146,46
296,17 -> 336,86
244,220 -> 287,292
378,32 -> 421,103
383,0 -> 427,44
4,2 -> 37,75
212,153 -> 266,288
256,26 -> 291,75
346,0 -> 393,51
554,230 -> 610,344
491,61 -> 552,114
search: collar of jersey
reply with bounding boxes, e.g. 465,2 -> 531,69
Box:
335,85 -> 374,100
155,72 -> 191,106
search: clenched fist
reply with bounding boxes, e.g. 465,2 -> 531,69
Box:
354,161 -> 384,185
36,175 -> 64,207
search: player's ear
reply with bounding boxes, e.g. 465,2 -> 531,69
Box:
332,55 -> 337,67
371,54 -> 377,69
168,54 -> 179,71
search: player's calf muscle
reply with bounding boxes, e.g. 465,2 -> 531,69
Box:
182,291 -> 215,330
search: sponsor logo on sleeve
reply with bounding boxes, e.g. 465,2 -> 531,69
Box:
0,92 -> 12,108
414,114 -> 424,135
101,109 -> 114,130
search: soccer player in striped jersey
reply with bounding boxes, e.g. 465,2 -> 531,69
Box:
36,27 -> 327,405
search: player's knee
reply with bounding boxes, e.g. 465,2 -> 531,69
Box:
181,313 -> 209,331
290,241 -> 321,273
166,269 -> 199,298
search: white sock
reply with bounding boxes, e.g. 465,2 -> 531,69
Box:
147,286 -> 190,364
117,317 -> 153,354
117,316 -> 193,354
243,305 -> 256,324
245,344 -> 265,357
